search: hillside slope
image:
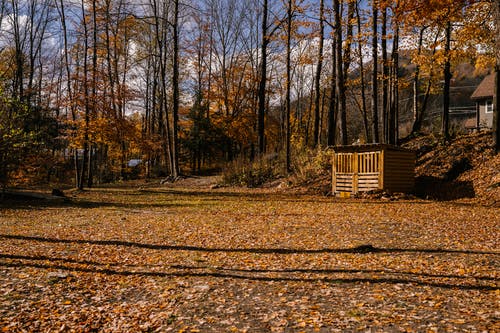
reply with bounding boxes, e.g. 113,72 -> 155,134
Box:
402,131 -> 500,204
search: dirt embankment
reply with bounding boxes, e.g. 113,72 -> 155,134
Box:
402,131 -> 500,204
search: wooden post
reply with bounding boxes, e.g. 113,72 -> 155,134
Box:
476,102 -> 480,129
378,149 -> 384,190
353,152 -> 358,193
332,153 -> 337,193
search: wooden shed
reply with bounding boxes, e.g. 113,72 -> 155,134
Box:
332,144 -> 416,195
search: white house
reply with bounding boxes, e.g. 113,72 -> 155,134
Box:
471,73 -> 495,129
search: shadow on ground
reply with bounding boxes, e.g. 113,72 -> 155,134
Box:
0,237 -> 498,291
414,176 -> 475,201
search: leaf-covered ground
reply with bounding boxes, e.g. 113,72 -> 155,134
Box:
0,184 -> 499,332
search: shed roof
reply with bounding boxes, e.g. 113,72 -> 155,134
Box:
471,73 -> 495,100
333,144 -> 414,153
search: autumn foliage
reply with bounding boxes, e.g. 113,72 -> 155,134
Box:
0,0 -> 498,187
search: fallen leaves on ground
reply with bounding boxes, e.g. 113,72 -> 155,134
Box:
0,185 -> 498,332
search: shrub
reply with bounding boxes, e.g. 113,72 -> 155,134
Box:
291,147 -> 332,185
221,156 -> 280,187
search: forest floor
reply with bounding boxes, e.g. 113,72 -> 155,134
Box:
0,181 -> 499,332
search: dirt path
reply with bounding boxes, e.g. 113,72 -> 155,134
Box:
0,185 -> 498,332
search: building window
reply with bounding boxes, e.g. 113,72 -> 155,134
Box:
485,100 -> 493,113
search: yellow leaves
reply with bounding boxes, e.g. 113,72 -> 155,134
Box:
0,48 -> 19,79
474,55 -> 495,75
433,301 -> 443,308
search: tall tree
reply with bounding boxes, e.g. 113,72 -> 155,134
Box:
172,0 -> 180,177
88,0 -> 98,188
285,0 -> 293,171
148,0 -> 174,175
442,20 -> 451,141
381,4 -> 389,143
55,0 -> 80,187
77,0 -> 90,190
343,0 -> 355,91
312,0 -> 324,148
371,0 -> 379,143
333,0 -> 347,145
388,24 -> 399,145
355,1 -> 370,142
0,0 -> 5,28
257,0 -> 269,155
411,27 -> 426,135
10,0 -> 24,101
327,35 -> 337,146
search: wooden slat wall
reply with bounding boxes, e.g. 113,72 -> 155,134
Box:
358,152 -> 380,173
333,152 -> 355,193
357,152 -> 381,192
335,153 -> 354,173
333,151 -> 382,194
335,174 -> 354,192
383,150 -> 415,193
358,173 -> 380,192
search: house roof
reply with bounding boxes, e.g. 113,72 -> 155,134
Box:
471,73 -> 496,100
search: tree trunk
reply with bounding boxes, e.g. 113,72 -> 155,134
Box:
341,0 -> 355,143
381,5 -> 389,143
151,0 -> 173,175
327,36 -> 337,146
172,0 -> 180,177
88,0 -> 98,188
56,0 -> 80,188
0,1 -> 5,29
78,0 -> 90,190
11,0 -> 24,101
333,0 -> 347,145
87,146 -> 93,187
207,6 -> 214,120
371,0 -> 379,143
442,21 -> 451,141
257,0 -> 268,155
285,0 -> 293,171
411,28 -> 425,135
389,25 -> 399,145
313,0 -> 324,148
412,29 -> 439,135
355,2 -> 370,142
